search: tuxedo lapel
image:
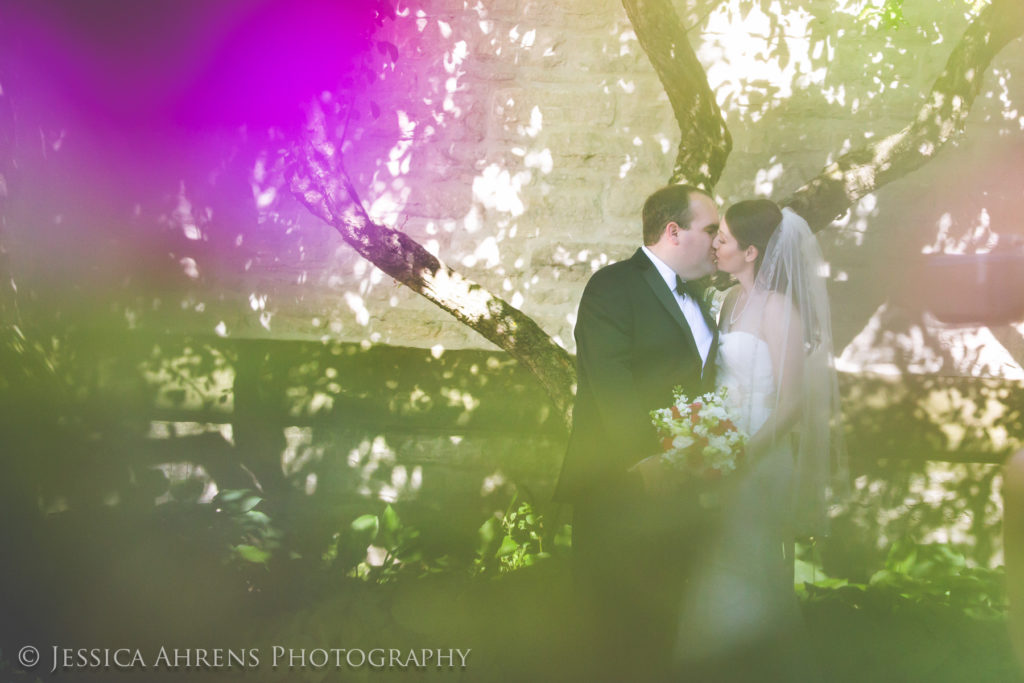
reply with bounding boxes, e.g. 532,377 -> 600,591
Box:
632,249 -> 701,360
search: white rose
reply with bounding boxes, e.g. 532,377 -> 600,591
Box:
672,435 -> 695,450
704,407 -> 726,421
708,435 -> 730,454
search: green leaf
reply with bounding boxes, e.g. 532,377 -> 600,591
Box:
554,524 -> 572,549
869,569 -> 905,588
235,544 -> 270,564
382,505 -> 401,534
793,558 -> 843,586
239,495 -> 262,512
497,535 -> 519,558
351,514 -> 380,539
478,517 -> 500,546
245,510 -> 271,526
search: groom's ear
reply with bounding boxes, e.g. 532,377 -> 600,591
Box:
666,221 -> 681,241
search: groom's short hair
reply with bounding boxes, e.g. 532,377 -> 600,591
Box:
642,184 -> 707,246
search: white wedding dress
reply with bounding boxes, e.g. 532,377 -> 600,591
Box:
674,330 -> 801,662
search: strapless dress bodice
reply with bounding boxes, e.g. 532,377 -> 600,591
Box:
715,331 -> 776,435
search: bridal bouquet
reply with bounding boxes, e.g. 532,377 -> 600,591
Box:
649,386 -> 747,481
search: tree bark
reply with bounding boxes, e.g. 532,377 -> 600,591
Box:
622,0 -> 732,191
782,0 -> 1024,232
289,103 -> 577,427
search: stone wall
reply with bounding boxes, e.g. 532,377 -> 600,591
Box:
208,0 -> 1024,380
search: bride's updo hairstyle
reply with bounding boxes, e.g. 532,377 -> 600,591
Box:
723,199 -> 783,275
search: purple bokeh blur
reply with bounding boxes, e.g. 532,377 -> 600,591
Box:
4,0 -> 385,128
0,0 -> 397,311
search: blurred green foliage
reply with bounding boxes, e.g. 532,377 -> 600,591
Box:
801,539 -> 1006,619
475,498 -> 572,575
2,319 -> 1023,680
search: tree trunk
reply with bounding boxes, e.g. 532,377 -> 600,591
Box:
782,0 -> 1024,231
622,0 -> 732,191
290,103 -> 577,428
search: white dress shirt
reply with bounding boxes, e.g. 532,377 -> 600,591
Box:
641,245 -> 712,366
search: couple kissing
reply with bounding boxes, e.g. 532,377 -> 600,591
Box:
555,184 -> 842,682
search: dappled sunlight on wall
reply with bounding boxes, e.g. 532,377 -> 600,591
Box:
837,303 -> 1024,379
710,0 -> 995,200
827,370 -> 1024,575
836,459 -> 1005,570
830,130 -> 1024,372
703,2 -> 827,117
295,0 -> 656,352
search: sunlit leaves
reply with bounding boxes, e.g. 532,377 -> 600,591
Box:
858,0 -> 909,31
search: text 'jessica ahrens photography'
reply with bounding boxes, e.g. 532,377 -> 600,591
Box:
18,645 -> 471,673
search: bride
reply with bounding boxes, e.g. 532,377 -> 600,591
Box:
674,199 -> 844,679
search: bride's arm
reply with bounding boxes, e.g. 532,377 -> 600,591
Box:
747,293 -> 804,454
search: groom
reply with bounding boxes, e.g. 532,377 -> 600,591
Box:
554,183 -> 719,679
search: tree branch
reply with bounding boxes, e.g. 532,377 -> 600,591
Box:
623,0 -> 732,190
289,101 -> 576,428
783,0 -> 1024,232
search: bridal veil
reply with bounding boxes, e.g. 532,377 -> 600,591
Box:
751,207 -> 847,538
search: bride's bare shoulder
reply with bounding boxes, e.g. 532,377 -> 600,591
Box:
762,291 -> 798,317
759,291 -> 802,348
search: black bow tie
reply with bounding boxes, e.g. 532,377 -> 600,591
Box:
675,275 -> 703,301
676,276 -> 715,327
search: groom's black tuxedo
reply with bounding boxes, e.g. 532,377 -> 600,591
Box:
555,247 -> 718,682
555,247 -> 717,502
